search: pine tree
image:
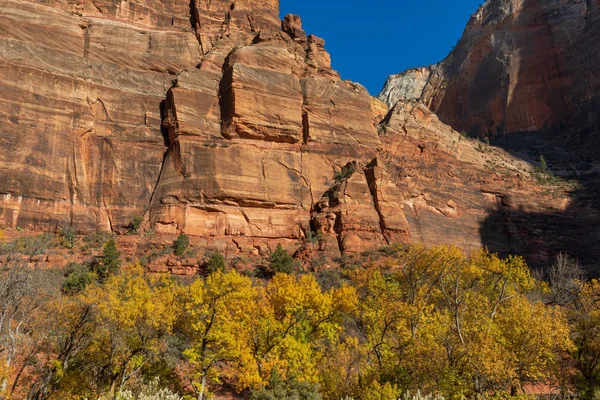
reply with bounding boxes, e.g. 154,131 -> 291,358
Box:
206,250 -> 226,274
539,154 -> 549,174
268,244 -> 294,275
95,239 -> 121,282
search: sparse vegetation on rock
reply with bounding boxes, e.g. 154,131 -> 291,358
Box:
173,234 -> 189,257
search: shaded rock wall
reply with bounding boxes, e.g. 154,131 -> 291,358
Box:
381,0 -> 600,138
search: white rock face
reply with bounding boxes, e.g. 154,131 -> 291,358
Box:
378,66 -> 434,108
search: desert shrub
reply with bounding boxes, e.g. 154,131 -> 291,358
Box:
401,391 -> 445,400
334,163 -> 357,182
309,256 -> 328,270
305,231 -> 320,244
315,268 -> 347,290
250,373 -> 321,400
147,247 -> 173,263
138,256 -> 149,267
128,216 -> 143,234
173,234 -> 189,257
97,378 -> 183,400
0,228 -> 4,243
1,233 -> 55,255
535,252 -> 584,306
82,231 -> 114,250
205,250 -> 226,274
58,225 -> 77,249
533,154 -> 561,185
62,263 -> 95,294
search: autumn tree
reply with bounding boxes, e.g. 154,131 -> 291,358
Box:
244,273 -> 342,391
570,279 -> 600,397
56,273 -> 181,399
27,296 -> 95,400
0,266 -> 54,398
181,271 -> 255,400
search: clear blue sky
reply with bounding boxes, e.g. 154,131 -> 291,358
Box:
280,0 -> 483,95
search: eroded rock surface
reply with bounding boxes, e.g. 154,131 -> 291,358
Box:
378,66 -> 435,108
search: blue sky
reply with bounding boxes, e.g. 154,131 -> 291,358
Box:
280,0 -> 483,95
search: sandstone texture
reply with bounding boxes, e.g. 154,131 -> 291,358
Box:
0,0 -> 595,269
379,0 -> 600,270
378,66 -> 435,109
0,0 -> 383,257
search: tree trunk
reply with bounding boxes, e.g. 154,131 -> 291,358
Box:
198,375 -> 207,400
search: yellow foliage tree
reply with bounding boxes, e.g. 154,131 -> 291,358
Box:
181,270 -> 256,400
327,246 -> 573,399
76,272 -> 180,398
570,279 -> 600,395
244,273 -> 342,390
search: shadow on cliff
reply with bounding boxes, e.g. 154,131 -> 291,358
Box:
478,130 -> 600,275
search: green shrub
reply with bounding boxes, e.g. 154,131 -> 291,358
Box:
255,244 -> 297,279
82,231 -> 114,250
305,231 -> 320,244
334,163 -> 357,183
128,216 -> 143,234
206,250 -> 226,274
173,234 -> 189,257
1,233 -> 55,256
269,244 -> 295,274
250,373 -> 321,400
533,154 -> 560,185
58,225 -> 77,249
62,263 -> 95,294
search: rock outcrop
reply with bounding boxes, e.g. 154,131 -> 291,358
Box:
378,0 -> 600,270
378,66 -> 435,109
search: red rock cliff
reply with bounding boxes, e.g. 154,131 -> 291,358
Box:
0,0 -> 587,264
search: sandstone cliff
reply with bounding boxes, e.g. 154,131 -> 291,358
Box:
0,0 -> 587,266
381,0 -> 600,138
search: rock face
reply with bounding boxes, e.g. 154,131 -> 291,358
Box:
378,0 -> 600,270
0,0 -> 593,267
0,0 -> 385,256
381,0 -> 600,138
378,66 -> 435,109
